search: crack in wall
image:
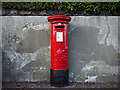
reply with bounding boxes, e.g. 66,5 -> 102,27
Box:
105,16 -> 110,45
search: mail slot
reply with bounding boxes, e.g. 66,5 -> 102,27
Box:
55,26 -> 64,28
48,15 -> 71,87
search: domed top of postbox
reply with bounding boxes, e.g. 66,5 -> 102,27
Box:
47,15 -> 71,22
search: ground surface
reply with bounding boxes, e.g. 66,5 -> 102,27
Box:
2,82 -> 119,89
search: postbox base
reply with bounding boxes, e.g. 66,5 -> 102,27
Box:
50,69 -> 68,87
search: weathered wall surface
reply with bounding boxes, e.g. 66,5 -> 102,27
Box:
0,2 -> 2,89
0,16 -> 2,89
2,16 -> 119,82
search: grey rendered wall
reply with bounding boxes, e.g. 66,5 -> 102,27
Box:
2,16 -> 119,82
0,2 -> 2,89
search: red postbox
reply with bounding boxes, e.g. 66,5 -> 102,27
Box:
48,15 -> 71,86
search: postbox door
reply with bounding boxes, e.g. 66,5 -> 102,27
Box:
51,23 -> 68,70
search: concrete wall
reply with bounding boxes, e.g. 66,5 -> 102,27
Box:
0,2 -> 2,89
0,18 -> 2,90
2,16 -> 119,82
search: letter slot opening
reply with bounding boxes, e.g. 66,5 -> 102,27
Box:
55,26 -> 64,28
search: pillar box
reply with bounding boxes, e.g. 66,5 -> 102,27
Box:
47,15 -> 71,87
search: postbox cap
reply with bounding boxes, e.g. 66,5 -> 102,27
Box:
48,15 -> 71,22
